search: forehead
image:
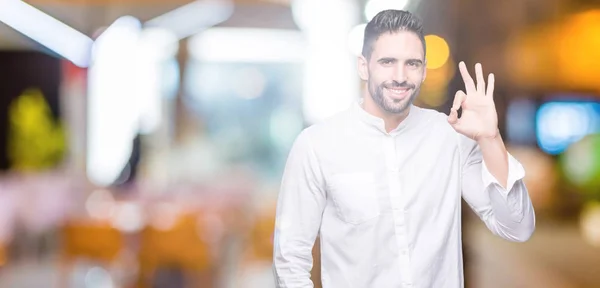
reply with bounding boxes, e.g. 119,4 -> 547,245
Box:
370,30 -> 424,60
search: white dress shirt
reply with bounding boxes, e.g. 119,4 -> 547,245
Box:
273,101 -> 536,288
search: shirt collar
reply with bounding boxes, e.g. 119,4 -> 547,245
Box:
353,98 -> 420,136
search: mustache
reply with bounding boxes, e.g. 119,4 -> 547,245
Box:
382,81 -> 415,90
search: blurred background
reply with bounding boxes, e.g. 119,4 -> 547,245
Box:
0,0 -> 599,287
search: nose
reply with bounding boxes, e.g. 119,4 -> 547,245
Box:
392,64 -> 407,83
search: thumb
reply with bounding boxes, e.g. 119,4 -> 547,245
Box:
448,116 -> 467,135
447,109 -> 466,132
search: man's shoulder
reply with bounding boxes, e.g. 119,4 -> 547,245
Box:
415,106 -> 449,123
415,106 -> 478,150
294,108 -> 352,150
305,108 -> 352,134
412,106 -> 457,133
413,106 -> 468,146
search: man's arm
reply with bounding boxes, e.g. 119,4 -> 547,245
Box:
273,129 -> 326,288
460,133 -> 536,242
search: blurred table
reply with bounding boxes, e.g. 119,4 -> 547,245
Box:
466,218 -> 600,288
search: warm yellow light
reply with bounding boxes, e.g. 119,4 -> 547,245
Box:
418,57 -> 455,107
557,10 -> 600,90
580,201 -> 600,247
505,9 -> 600,92
425,35 -> 450,70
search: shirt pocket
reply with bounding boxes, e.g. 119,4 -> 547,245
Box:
328,172 -> 380,225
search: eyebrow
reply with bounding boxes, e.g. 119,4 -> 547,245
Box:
406,58 -> 424,65
377,57 -> 424,65
377,57 -> 397,63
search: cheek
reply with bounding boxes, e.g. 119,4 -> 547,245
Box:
407,69 -> 425,83
369,67 -> 391,83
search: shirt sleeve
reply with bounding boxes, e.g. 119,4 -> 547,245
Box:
273,128 -> 326,288
459,134 -> 536,242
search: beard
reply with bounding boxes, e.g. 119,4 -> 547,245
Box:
368,78 -> 420,114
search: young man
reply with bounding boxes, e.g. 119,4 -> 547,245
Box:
273,9 -> 535,288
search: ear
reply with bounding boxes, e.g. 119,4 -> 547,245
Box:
358,55 -> 369,81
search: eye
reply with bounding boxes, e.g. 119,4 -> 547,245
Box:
406,60 -> 422,68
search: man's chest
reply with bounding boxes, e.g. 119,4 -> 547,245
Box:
317,132 -> 462,225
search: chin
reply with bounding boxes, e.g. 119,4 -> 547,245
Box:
383,98 -> 411,114
382,104 -> 410,114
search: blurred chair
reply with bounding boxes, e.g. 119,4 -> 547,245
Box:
239,208 -> 322,288
136,212 -> 214,288
0,242 -> 6,268
230,211 -> 274,288
59,220 -> 125,287
248,212 -> 275,263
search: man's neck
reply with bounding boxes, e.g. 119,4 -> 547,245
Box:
361,96 -> 410,133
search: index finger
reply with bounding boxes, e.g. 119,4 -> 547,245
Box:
458,61 -> 476,95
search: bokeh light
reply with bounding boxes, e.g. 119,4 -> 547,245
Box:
347,23 -> 367,57
580,201 -> 600,247
425,34 -> 450,70
560,134 -> 600,194
364,0 -> 410,21
557,10 -> 600,91
536,101 -> 600,155
507,146 -> 558,211
418,57 -> 455,107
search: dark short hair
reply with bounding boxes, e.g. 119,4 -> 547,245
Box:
362,9 -> 426,60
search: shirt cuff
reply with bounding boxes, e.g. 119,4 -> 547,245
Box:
481,152 -> 526,199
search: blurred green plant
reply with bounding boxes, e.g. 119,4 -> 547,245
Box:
559,133 -> 600,200
7,88 -> 66,171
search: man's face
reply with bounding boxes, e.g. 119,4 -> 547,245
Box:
358,30 -> 426,114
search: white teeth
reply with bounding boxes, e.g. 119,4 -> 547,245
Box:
387,88 -> 408,94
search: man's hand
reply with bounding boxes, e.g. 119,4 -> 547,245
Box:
447,61 -> 499,141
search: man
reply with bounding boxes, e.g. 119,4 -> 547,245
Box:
273,9 -> 535,288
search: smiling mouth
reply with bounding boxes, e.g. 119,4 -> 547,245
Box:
385,87 -> 411,99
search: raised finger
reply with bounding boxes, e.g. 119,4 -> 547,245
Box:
458,61 -> 476,95
475,63 -> 485,93
486,73 -> 495,98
